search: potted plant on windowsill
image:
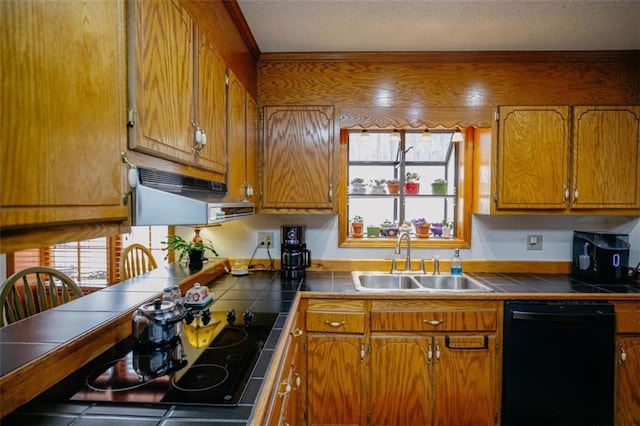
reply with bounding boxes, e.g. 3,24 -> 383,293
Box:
442,219 -> 453,238
351,215 -> 364,237
370,179 -> 386,194
405,172 -> 421,195
350,177 -> 367,194
431,178 -> 448,195
386,179 -> 400,194
162,234 -> 219,271
411,218 -> 430,238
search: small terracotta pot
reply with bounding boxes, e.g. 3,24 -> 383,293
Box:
415,224 -> 431,238
387,182 -> 400,194
351,222 -> 364,237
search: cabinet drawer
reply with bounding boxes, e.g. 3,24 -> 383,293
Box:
616,302 -> 640,333
306,311 -> 365,334
371,309 -> 497,332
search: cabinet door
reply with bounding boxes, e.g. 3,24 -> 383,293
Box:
228,71 -> 258,201
433,335 -> 497,425
616,336 -> 640,425
369,336 -> 432,425
129,0 -> 194,165
194,32 -> 226,173
572,106 -> 640,209
283,315 -> 306,426
496,106 -> 570,209
1,0 -> 127,229
262,106 -> 334,209
307,334 -> 365,425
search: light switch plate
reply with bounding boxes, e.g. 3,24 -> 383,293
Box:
527,234 -> 543,250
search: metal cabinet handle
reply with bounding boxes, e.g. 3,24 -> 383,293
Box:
293,372 -> 301,389
573,186 -> 579,201
292,328 -> 303,337
325,320 -> 345,328
427,342 -> 433,364
277,380 -> 291,396
620,344 -> 627,364
424,319 -> 444,326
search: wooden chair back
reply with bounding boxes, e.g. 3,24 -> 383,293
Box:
119,243 -> 158,281
0,267 -> 84,327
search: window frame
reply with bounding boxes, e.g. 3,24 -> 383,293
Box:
338,127 -> 474,248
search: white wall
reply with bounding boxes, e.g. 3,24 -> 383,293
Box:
182,214 -> 640,268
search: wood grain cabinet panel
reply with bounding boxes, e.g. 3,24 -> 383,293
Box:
370,301 -> 499,425
371,309 -> 497,332
307,334 -> 366,425
128,0 -> 226,174
482,105 -> 640,214
263,311 -> 305,426
571,106 -> 640,210
1,0 -> 128,231
615,301 -> 640,425
496,106 -> 570,210
262,106 -> 334,210
369,336 -> 432,425
227,70 -> 258,202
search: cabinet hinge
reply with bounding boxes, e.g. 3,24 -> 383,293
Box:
494,111 -> 500,121
127,108 -> 134,128
225,74 -> 229,86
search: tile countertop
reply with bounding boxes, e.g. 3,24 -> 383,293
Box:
2,265 -> 639,425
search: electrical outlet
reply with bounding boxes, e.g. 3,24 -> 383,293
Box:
257,232 -> 274,248
527,234 -> 543,250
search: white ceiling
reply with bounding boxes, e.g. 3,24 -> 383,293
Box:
237,0 -> 640,53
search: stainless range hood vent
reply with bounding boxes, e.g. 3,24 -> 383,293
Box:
138,168 -> 228,193
132,168 -> 255,226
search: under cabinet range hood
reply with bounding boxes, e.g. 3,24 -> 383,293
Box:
131,168 -> 254,226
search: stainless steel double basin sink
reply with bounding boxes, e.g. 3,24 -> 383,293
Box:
351,271 -> 494,293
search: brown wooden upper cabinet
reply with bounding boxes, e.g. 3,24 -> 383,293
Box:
571,106 -> 640,210
261,106 -> 335,211
476,105 -> 640,214
127,0 -> 227,174
1,0 -> 128,236
227,70 -> 258,203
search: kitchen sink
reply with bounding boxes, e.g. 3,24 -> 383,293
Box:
351,271 -> 494,293
412,274 -> 494,292
355,273 -> 421,290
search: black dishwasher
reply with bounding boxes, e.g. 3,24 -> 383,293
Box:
502,301 -> 616,426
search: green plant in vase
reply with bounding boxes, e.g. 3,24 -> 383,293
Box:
350,177 -> 367,194
371,179 -> 386,194
405,172 -> 421,195
351,215 -> 364,237
441,219 -> 453,238
162,234 -> 218,270
431,178 -> 448,195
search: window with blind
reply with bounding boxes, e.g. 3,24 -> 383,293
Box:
10,226 -> 168,288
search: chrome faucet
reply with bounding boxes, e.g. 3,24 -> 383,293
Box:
392,231 -> 412,273
433,255 -> 440,275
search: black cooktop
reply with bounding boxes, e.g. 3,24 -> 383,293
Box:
39,310 -> 278,407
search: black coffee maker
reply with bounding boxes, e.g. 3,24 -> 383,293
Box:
281,225 -> 311,280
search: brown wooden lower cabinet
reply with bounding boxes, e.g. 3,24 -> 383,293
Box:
302,299 -> 499,426
615,301 -> 640,425
307,334 -> 366,425
262,297 -> 640,426
369,334 -> 496,425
